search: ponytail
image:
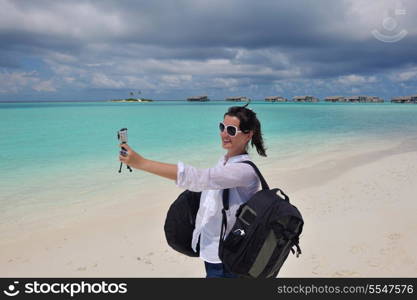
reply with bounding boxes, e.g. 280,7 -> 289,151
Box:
250,117 -> 267,157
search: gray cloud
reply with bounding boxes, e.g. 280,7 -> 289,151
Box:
0,0 -> 416,100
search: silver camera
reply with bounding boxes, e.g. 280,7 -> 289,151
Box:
117,128 -> 128,156
117,128 -> 132,173
117,128 -> 128,144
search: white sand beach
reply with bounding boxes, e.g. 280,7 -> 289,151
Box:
1,137 -> 417,277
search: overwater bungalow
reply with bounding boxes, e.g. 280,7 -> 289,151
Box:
345,95 -> 383,103
292,95 -> 319,102
345,95 -> 367,103
324,96 -> 345,102
187,95 -> 209,102
346,96 -> 361,102
366,96 -> 384,103
391,95 -> 417,103
225,96 -> 250,102
265,96 -> 288,102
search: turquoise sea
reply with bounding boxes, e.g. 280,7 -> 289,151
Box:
1,101 -> 417,226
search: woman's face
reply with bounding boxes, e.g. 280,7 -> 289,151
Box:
220,115 -> 253,153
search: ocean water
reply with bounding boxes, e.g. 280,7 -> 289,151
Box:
1,101 -> 417,224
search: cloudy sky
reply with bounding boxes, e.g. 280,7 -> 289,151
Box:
0,0 -> 416,101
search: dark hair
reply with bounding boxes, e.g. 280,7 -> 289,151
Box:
224,102 -> 267,157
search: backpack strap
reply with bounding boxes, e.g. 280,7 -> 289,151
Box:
222,188 -> 229,210
239,160 -> 270,190
220,161 -> 268,242
220,189 -> 229,244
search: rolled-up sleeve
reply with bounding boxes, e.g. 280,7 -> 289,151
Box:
175,161 -> 258,192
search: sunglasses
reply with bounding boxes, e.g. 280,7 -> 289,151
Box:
219,122 -> 244,137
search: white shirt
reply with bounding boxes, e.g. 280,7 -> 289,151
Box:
175,153 -> 261,263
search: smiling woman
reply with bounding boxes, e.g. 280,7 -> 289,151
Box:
118,103 -> 267,277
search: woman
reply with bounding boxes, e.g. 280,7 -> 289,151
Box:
119,104 -> 267,278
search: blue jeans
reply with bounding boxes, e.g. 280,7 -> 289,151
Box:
204,262 -> 238,278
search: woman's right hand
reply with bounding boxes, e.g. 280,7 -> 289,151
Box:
119,143 -> 145,169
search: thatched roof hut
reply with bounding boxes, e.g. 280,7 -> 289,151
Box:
225,96 -> 250,102
345,95 -> 368,102
391,95 -> 417,103
187,95 -> 209,101
265,96 -> 287,102
292,95 -> 319,102
324,95 -> 383,103
324,96 -> 345,102
366,96 -> 384,103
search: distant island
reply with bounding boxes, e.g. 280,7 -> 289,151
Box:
110,98 -> 154,102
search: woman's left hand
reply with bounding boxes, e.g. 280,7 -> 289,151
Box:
119,143 -> 144,169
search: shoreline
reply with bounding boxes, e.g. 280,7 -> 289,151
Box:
1,135 -> 417,277
2,132 -> 409,239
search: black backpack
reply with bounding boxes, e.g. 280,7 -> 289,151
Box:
164,190 -> 201,257
219,160 -> 304,278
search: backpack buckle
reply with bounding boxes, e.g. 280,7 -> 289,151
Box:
238,206 -> 257,226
